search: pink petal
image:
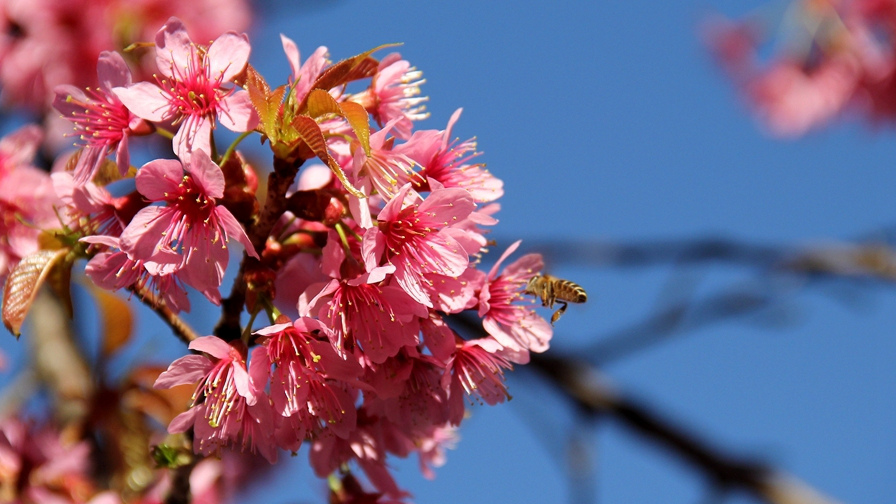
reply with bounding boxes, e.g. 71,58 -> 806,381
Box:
136,159 -> 183,201
188,335 -> 233,359
173,116 -> 213,160
184,150 -> 224,198
207,32 -> 250,83
215,206 -> 258,258
119,206 -> 172,260
97,51 -> 132,92
168,408 -> 199,434
280,34 -> 301,79
154,354 -> 212,389
53,85 -> 89,117
418,187 -> 476,224
488,240 -> 522,279
218,90 -> 258,132
154,17 -> 192,79
113,82 -> 171,122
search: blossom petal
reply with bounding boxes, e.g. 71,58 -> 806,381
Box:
218,90 -> 258,132
113,82 -> 171,122
97,51 -> 132,92
207,32 -> 250,83
136,159 -> 184,200
154,354 -> 212,389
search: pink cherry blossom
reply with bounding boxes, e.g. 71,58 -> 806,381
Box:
0,125 -> 60,278
351,53 -> 428,139
155,335 -> 277,463
445,338 -> 513,411
351,119 -> 421,201
113,17 -> 257,159
280,35 -> 329,103
478,240 -> 552,363
362,184 -> 475,307
54,51 -> 150,183
251,318 -> 361,451
306,275 -> 428,363
119,150 -> 257,303
83,235 -> 191,313
397,108 -> 504,203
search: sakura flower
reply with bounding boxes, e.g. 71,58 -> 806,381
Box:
155,336 -> 277,463
306,274 -> 427,363
0,417 -> 93,504
119,150 -> 257,303
251,318 -> 361,450
280,35 -> 329,103
362,184 -> 475,307
398,108 -> 503,203
83,235 -> 190,313
478,240 -> 552,363
0,126 -> 61,277
113,17 -> 257,159
351,119 -> 420,201
445,338 -> 513,415
54,51 -> 150,184
0,123 -> 42,176
351,52 -> 428,139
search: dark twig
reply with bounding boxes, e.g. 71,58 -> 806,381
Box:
129,284 -> 199,344
215,156 -> 305,341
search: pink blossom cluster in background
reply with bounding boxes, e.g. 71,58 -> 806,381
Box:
0,0 -> 251,112
705,0 -> 896,136
0,15 -> 559,503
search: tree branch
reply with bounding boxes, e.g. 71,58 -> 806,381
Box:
129,284 -> 199,344
528,352 -> 843,504
215,156 -> 305,341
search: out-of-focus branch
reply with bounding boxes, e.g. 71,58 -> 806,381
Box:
130,284 -> 199,345
528,352 -> 843,504
29,289 -> 93,424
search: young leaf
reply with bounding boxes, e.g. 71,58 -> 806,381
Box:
293,115 -> 364,198
304,90 -> 371,156
2,248 -> 69,337
298,44 -> 399,112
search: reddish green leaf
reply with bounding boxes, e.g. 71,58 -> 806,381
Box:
338,101 -> 371,157
299,44 -> 399,112
293,115 -> 364,198
3,249 -> 69,337
304,91 -> 371,157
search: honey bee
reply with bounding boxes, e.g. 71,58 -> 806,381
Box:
524,274 -> 588,325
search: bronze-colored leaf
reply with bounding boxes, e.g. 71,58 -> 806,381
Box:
339,100 -> 371,157
293,116 -> 364,198
305,89 -> 342,118
304,91 -> 371,157
298,44 -> 399,112
2,248 -> 69,337
91,285 -> 134,357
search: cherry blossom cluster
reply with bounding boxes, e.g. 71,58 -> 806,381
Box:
0,0 -> 251,111
705,0 -> 896,136
6,16 -> 559,501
